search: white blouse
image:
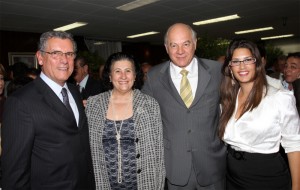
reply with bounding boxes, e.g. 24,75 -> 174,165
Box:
223,85 -> 300,154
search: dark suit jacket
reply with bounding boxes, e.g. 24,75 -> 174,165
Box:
80,76 -> 104,100
2,77 -> 95,190
142,57 -> 226,187
293,78 -> 300,115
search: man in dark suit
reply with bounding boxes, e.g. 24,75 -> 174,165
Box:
2,31 -> 95,189
73,56 -> 104,101
142,23 -> 226,190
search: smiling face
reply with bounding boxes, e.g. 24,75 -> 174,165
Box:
36,38 -> 75,86
230,48 -> 256,87
110,59 -> 136,94
165,23 -> 197,68
284,56 -> 300,83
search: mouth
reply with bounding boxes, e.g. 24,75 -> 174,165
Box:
58,67 -> 68,71
238,71 -> 249,76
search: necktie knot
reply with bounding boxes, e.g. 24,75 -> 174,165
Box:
180,69 -> 189,76
61,87 -> 68,98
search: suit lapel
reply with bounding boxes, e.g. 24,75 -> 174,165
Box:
159,62 -> 186,107
68,83 -> 85,129
192,58 -> 211,107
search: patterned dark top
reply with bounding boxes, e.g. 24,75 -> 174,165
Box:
103,117 -> 137,190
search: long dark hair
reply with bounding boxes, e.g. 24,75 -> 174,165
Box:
219,39 -> 268,138
102,52 -> 144,91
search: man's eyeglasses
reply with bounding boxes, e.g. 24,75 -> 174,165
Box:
40,50 -> 76,60
230,58 -> 256,67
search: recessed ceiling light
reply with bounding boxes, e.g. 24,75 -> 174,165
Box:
93,41 -> 106,45
127,31 -> 159,38
235,27 -> 274,34
261,34 -> 294,40
193,14 -> 240,25
117,0 -> 160,11
53,22 -> 88,31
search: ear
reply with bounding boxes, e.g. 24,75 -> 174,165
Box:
83,65 -> 89,73
164,44 -> 169,54
36,51 -> 44,66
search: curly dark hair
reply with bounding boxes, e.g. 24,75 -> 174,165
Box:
102,52 -> 144,91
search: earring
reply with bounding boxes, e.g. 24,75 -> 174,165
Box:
230,71 -> 235,86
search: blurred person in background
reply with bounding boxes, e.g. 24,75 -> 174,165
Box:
73,56 -> 104,106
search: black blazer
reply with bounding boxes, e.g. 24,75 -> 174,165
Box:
80,76 -> 104,100
2,77 -> 95,190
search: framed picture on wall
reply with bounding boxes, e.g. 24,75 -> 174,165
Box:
8,52 -> 38,68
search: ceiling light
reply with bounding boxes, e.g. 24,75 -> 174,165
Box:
235,27 -> 274,34
94,41 -> 106,45
261,34 -> 294,40
193,14 -> 240,25
127,31 -> 159,38
53,22 -> 88,31
117,0 -> 160,11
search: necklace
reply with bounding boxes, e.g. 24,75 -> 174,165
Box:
110,90 -> 133,183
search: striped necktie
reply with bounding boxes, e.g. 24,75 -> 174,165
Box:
180,69 -> 193,108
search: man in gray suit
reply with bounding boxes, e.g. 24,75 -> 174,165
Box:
142,23 -> 226,190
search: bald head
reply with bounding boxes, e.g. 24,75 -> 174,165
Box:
164,23 -> 197,45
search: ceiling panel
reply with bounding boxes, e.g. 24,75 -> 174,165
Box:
0,0 -> 299,44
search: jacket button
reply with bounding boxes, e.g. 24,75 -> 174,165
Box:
136,154 -> 140,158
137,169 -> 142,173
135,138 -> 139,143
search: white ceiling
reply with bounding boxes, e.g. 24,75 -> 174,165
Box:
0,0 -> 299,44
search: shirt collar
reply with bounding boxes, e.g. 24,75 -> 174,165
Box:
170,57 -> 197,78
79,74 -> 89,88
40,72 -> 68,97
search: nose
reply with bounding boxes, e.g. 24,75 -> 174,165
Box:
239,61 -> 246,68
59,54 -> 68,63
120,71 -> 126,78
177,45 -> 184,54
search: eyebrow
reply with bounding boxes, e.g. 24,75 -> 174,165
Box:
231,56 -> 253,60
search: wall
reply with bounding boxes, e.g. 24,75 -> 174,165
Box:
267,37 -> 300,55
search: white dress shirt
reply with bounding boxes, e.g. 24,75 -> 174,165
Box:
40,72 -> 79,125
170,57 -> 198,98
78,74 -> 89,92
223,85 -> 300,154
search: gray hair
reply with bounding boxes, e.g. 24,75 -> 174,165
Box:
164,23 -> 197,45
38,31 -> 77,52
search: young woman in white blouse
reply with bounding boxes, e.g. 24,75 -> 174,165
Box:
219,39 -> 300,190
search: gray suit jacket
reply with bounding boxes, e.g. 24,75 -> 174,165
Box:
142,57 -> 226,186
86,89 -> 165,190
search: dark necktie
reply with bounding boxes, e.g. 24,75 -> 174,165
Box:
61,87 -> 73,113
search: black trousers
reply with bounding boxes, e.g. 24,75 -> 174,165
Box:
226,146 -> 291,190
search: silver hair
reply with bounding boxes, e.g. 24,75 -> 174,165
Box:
164,23 -> 197,45
38,31 -> 77,52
